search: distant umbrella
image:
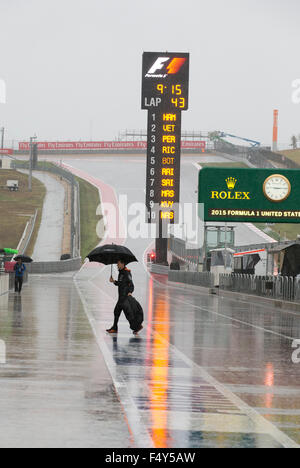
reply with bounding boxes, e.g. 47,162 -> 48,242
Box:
14,255 -> 33,263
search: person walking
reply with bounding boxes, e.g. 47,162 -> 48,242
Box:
14,258 -> 26,294
106,259 -> 135,334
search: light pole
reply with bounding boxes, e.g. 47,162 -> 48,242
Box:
28,135 -> 37,191
0,127 -> 4,149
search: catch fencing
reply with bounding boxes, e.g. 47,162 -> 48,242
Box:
169,270 -> 215,288
169,235 -> 201,267
220,274 -> 300,303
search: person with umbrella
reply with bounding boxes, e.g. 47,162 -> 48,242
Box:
14,257 -> 26,294
13,255 -> 32,295
106,258 -> 135,334
87,244 -> 142,335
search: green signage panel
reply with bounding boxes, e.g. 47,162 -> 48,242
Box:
199,168 -> 300,223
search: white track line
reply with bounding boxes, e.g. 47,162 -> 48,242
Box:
154,329 -> 299,449
74,277 -> 154,448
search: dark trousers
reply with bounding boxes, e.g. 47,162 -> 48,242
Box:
15,277 -> 23,293
113,298 -> 127,329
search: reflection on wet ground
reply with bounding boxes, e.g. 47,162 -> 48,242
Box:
76,268 -> 300,448
0,275 -> 131,448
1,269 -> 300,448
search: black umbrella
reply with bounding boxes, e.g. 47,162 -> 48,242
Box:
87,244 -> 138,265
87,244 -> 138,275
14,255 -> 33,263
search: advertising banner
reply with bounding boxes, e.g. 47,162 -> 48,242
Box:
199,167 -> 300,223
19,140 -> 206,151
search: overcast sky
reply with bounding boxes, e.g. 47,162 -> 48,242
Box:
0,0 -> 299,147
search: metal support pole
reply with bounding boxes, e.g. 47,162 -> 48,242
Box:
28,138 -> 33,192
28,135 -> 37,192
224,222 -> 228,269
155,216 -> 168,265
0,127 -> 4,149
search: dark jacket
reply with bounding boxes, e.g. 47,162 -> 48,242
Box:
114,268 -> 134,298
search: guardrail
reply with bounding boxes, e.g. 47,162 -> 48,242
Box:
14,161 -> 81,259
17,210 -> 38,255
169,270 -> 215,288
219,274 -> 300,303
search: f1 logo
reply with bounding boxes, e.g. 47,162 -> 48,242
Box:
147,57 -> 169,75
146,57 -> 186,77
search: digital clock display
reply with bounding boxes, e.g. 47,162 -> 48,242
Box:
142,52 -> 189,111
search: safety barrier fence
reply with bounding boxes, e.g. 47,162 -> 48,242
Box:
168,270 -> 215,288
14,161 -> 81,259
0,260 -> 80,296
219,274 -> 300,303
150,264 -> 170,275
18,210 -> 38,255
258,149 -> 300,169
26,257 -> 82,274
216,139 -> 298,171
214,139 -> 278,169
169,235 -> 201,266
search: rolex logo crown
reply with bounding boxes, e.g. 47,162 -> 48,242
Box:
226,177 -> 237,190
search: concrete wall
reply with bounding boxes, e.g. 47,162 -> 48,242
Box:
26,257 -> 82,274
150,264 -> 170,275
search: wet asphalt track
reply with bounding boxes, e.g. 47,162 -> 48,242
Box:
0,154 -> 299,448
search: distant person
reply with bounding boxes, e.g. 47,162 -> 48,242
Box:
107,259 -> 139,334
14,259 -> 26,294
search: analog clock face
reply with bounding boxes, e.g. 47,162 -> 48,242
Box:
263,174 -> 291,202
